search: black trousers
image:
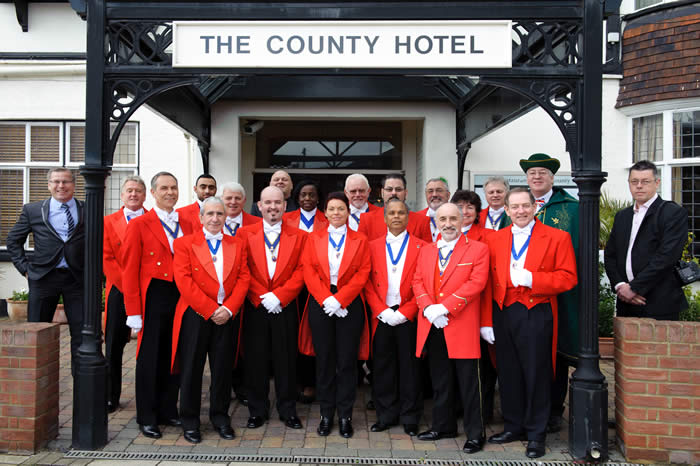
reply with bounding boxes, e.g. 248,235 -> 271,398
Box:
425,326 -> 484,440
372,319 -> 422,425
135,279 -> 180,426
479,339 -> 498,423
308,291 -> 364,419
492,301 -> 553,442
178,307 -> 236,430
105,286 -> 131,406
550,354 -> 576,418
28,268 -> 83,373
243,300 -> 298,419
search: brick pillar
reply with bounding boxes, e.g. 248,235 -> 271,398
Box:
614,317 -> 700,464
0,322 -> 60,453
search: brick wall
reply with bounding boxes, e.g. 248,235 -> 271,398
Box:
614,317 -> 700,464
0,322 -> 60,453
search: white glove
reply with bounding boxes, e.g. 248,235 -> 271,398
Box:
323,296 -> 342,316
269,304 -> 283,314
378,309 -> 394,324
260,292 -> 281,312
336,308 -> 348,318
126,315 -> 143,332
480,327 -> 495,344
433,315 -> 449,329
423,304 -> 448,324
510,267 -> 533,288
393,310 -> 408,326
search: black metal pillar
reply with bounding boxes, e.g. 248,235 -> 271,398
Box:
73,0 -> 109,449
569,0 -> 608,461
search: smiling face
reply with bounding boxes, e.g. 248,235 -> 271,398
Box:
298,184 -> 319,212
505,191 -> 536,228
151,174 -> 179,212
455,201 -> 477,227
425,180 -> 450,211
120,180 -> 146,211
436,203 -> 463,242
258,186 -> 286,224
526,167 -> 554,198
484,181 -> 507,210
325,199 -> 349,228
344,177 -> 371,209
384,200 -> 409,236
270,170 -> 293,198
200,201 -> 225,235
48,170 -> 75,203
221,188 -> 245,218
194,177 -> 217,202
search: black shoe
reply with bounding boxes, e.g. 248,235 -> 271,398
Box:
280,415 -> 303,429
403,424 -> 418,436
463,437 -> 485,454
417,430 -> 457,441
139,424 -> 162,439
160,417 -> 182,427
366,400 -> 375,410
488,431 -> 525,444
370,422 -> 394,432
107,401 -> 118,413
246,416 -> 267,428
526,440 -> 546,458
546,415 -> 562,433
339,418 -> 353,438
214,424 -> 235,440
183,429 -> 201,444
317,416 -> 332,436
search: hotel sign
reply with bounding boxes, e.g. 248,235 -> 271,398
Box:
172,21 -> 512,69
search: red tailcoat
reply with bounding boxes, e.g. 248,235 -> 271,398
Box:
121,209 -> 195,355
483,219 -> 577,371
177,201 -> 202,227
282,209 -> 329,232
413,235 -> 490,359
298,227 -> 371,359
363,234 -> 427,337
170,230 -> 250,370
358,208 -> 432,243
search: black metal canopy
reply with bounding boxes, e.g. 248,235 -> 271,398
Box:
69,0 -> 613,461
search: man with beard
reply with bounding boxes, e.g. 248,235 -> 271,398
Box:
251,170 -> 297,216
417,178 -> 451,242
177,174 -> 218,226
344,173 -> 379,231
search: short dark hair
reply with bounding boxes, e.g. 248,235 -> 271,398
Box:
505,187 -> 535,206
383,197 -> 408,215
150,171 -> 177,190
629,160 -> 658,179
324,191 -> 350,210
381,173 -> 407,189
450,190 -> 482,224
195,173 -> 217,185
293,179 -> 322,206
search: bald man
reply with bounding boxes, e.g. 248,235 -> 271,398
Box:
250,170 -> 297,217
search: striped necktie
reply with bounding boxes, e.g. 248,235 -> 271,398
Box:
62,203 -> 75,237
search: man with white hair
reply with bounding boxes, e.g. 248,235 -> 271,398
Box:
478,176 -> 510,231
251,170 -> 297,216
220,182 -> 262,237
344,173 -> 379,231
417,178 -> 451,241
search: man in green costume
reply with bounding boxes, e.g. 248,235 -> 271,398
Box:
520,153 -> 579,433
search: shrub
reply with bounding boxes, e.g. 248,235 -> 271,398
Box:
681,287 -> 700,322
599,262 -> 615,337
10,288 -> 29,301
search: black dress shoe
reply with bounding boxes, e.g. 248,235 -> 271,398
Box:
107,401 -> 118,413
463,437 -> 485,454
370,422 -> 394,432
488,431 -> 525,444
339,418 -> 354,438
246,416 -> 267,428
546,415 -> 562,433
526,440 -> 546,458
280,415 -> 303,429
183,429 -> 201,444
214,424 -> 235,440
160,417 -> 182,427
139,424 -> 162,439
366,400 -> 375,410
403,424 -> 418,436
417,430 -> 457,441
317,417 -> 332,436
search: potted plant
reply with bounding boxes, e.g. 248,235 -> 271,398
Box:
53,295 -> 67,324
6,288 -> 29,322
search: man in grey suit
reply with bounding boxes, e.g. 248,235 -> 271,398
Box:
7,167 -> 85,370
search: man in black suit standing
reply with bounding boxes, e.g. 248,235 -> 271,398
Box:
605,160 -> 689,321
6,167 -> 85,370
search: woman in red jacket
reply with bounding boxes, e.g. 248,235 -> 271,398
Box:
301,192 -> 370,438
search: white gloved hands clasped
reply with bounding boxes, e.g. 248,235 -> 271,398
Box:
423,304 -> 448,323
260,292 -> 282,314
480,326 -> 495,344
432,315 -> 449,329
322,296 -> 342,316
126,315 -> 143,332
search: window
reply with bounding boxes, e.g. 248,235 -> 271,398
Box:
673,111 -> 700,159
0,121 -> 139,249
632,114 -> 663,162
635,0 -> 663,9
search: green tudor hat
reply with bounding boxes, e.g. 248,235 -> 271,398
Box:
519,153 -> 561,175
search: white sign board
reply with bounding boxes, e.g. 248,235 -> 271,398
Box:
172,20 -> 512,69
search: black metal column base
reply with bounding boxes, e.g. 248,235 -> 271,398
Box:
72,350 -> 108,449
569,378 -> 608,462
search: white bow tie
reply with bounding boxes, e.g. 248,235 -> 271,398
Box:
264,224 -> 281,235
226,217 -> 239,227
512,225 -> 531,235
386,233 -> 406,244
162,211 -> 178,223
328,225 -> 347,235
436,239 -> 453,249
124,208 -> 143,218
204,231 -> 223,241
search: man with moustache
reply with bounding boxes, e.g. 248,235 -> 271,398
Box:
103,175 -> 147,412
358,174 -> 432,243
344,173 -> 379,231
239,186 -> 307,429
482,187 -> 577,459
412,203 -> 490,454
122,172 -> 196,439
479,176 -> 510,231
171,197 -> 250,443
177,174 -> 218,226
417,178 -> 451,242
221,182 -> 262,237
364,198 -> 426,437
251,170 -> 297,216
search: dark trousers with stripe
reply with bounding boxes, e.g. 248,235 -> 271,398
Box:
308,290 -> 364,419
425,326 -> 484,440
135,279 -> 180,426
372,319 -> 422,425
243,300 -> 298,419
492,301 -> 553,442
178,307 -> 236,431
105,286 -> 131,407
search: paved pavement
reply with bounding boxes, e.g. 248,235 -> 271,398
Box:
1,324 -> 625,464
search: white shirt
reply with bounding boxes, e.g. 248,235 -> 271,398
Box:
485,206 -> 505,230
535,189 -> 553,212
385,230 -> 409,307
224,213 -> 243,236
509,220 -> 535,287
263,220 -> 282,280
328,225 -> 347,285
123,207 -> 144,223
436,236 -> 458,275
461,224 -> 473,235
348,203 -> 369,231
299,208 -> 317,233
203,228 -> 226,304
426,207 -> 439,242
625,194 -> 658,283
153,205 -> 183,253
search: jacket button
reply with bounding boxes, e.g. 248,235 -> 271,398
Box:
157,262 -> 161,266
150,252 -> 154,256
529,298 -> 533,303
439,293 -> 444,297
164,273 -> 168,277
194,267 -> 199,271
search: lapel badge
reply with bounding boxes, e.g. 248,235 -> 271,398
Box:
552,217 -> 560,224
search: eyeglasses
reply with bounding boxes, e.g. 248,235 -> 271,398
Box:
628,179 -> 655,186
49,180 -> 74,185
526,170 -> 551,177
383,187 -> 405,193
426,188 -> 447,195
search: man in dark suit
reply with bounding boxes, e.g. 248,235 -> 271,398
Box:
7,167 -> 84,372
605,160 -> 689,321
250,170 -> 297,216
